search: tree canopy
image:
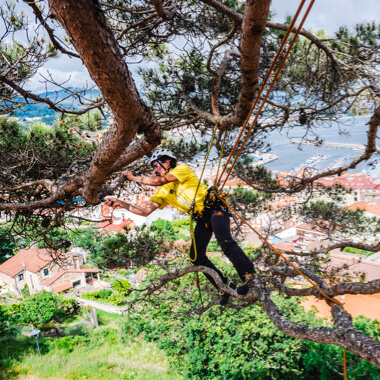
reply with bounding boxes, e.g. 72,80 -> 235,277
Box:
0,0 -> 380,368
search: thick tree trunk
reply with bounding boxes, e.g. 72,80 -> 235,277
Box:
221,0 -> 271,129
48,0 -> 161,203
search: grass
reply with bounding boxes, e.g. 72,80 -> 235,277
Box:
1,311 -> 179,380
7,338 -> 177,380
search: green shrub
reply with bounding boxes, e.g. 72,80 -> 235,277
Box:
106,293 -> 126,306
112,279 -> 131,295
21,284 -> 29,298
116,269 -> 128,276
82,289 -> 112,301
92,327 -> 119,344
53,335 -> 90,352
343,247 -> 373,256
99,289 -> 112,299
174,233 -> 190,242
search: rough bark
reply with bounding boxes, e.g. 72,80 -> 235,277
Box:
220,0 -> 271,129
48,0 -> 161,204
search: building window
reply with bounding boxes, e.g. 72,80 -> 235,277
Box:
44,269 -> 49,276
18,273 -> 24,281
72,280 -> 81,288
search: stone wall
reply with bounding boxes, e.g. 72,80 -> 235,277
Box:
45,271 -> 86,290
75,296 -> 128,314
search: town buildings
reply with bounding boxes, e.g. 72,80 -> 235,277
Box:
0,246 -> 99,296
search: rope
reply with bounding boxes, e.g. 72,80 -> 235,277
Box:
216,0 -> 308,187
213,128 -> 229,188
218,0 -> 316,190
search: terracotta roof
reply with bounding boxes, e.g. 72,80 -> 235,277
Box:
79,266 -> 99,273
295,223 -> 327,234
52,281 -> 73,293
0,248 -> 59,277
96,219 -> 134,232
44,266 -> 99,287
347,202 -> 380,217
272,243 -> 298,252
317,175 -> 380,190
268,196 -> 296,210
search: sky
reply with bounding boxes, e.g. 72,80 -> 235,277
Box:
17,1 -> 380,93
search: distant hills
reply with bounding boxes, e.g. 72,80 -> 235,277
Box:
11,88 -> 102,125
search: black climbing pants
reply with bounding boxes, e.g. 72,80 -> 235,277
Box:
189,208 -> 256,289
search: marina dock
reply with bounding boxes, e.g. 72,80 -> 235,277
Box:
291,140 -> 380,152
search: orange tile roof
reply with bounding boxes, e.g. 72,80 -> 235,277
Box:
52,281 -> 73,293
268,196 -> 296,210
96,219 -> 134,232
272,243 -> 297,252
347,202 -> 380,217
0,248 -> 60,277
317,175 -> 380,190
295,223 -> 326,233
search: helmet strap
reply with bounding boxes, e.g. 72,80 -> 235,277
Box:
156,160 -> 171,174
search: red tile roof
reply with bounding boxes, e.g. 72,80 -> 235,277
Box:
347,202 -> 380,217
52,281 -> 73,293
295,223 -> 327,233
272,243 -> 298,252
317,175 -> 380,190
96,219 -> 134,232
0,248 -> 60,277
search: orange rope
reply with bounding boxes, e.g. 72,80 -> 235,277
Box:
216,0 -> 308,186
219,0 -> 316,191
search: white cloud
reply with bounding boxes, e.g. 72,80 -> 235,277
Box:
25,66 -> 96,94
271,0 -> 380,35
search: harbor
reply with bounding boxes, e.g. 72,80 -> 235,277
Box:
291,139 -> 380,152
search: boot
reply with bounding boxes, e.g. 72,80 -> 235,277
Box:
237,273 -> 256,295
220,282 -> 236,305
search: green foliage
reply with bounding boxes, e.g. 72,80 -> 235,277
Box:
0,225 -> 15,263
207,240 -> 220,252
174,232 -> 190,242
0,304 -> 13,337
82,287 -> 128,306
93,227 -> 164,269
303,316 -> 380,379
172,218 -> 191,228
299,201 -> 380,243
343,247 -> 373,256
0,118 -> 95,182
151,218 -> 176,242
70,227 -> 103,257
116,269 -> 129,276
0,310 -> 177,380
21,284 -> 29,298
10,291 -> 79,327
122,292 -> 315,379
10,290 -> 59,327
53,335 -> 90,352
112,279 -> 131,295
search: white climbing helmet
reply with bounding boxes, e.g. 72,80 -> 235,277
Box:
149,148 -> 177,167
